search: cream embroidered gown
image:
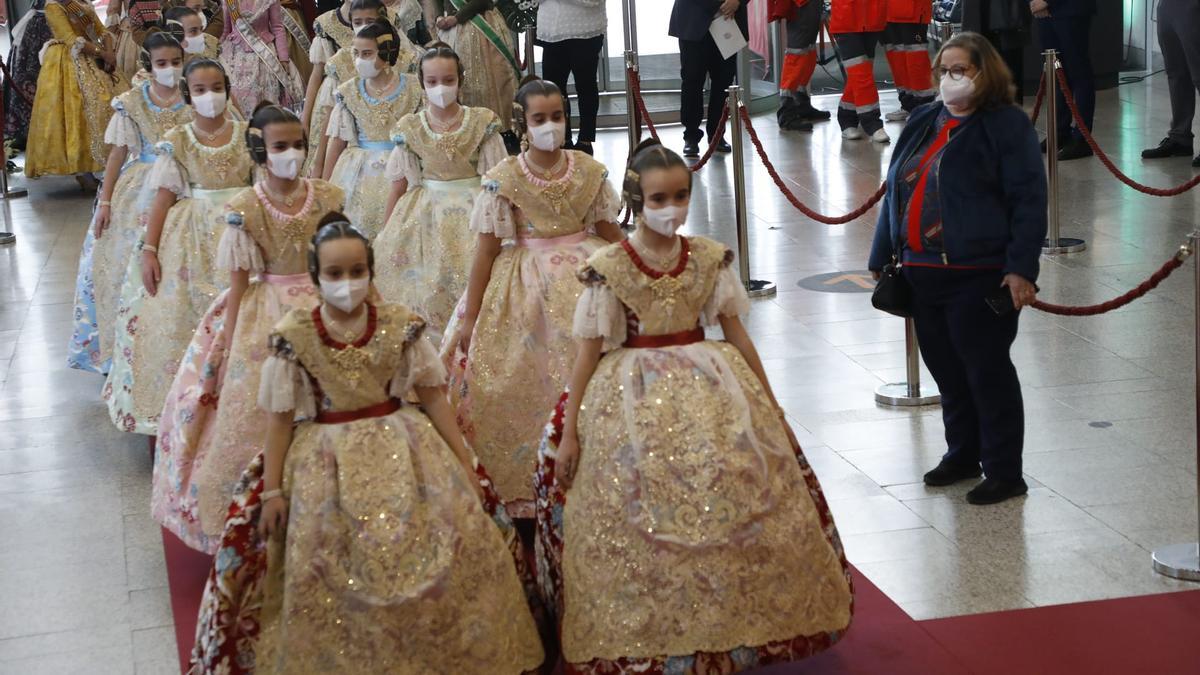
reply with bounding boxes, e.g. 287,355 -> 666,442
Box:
326,74 -> 422,239
190,303 -> 545,673
103,121 -> 255,435
153,180 -> 344,553
536,236 -> 854,672
372,107 -> 506,340
68,82 -> 192,374
440,151 -> 621,517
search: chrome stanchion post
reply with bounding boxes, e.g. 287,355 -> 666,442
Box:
625,50 -> 640,150
523,30 -> 536,77
1152,232 -> 1200,582
728,85 -> 776,299
1041,50 -> 1084,255
875,318 -> 941,406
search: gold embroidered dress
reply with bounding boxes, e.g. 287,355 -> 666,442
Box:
67,83 -> 193,374
25,0 -> 129,177
153,180 -> 344,553
441,151 -> 620,517
538,236 -> 854,672
435,3 -> 517,131
220,303 -> 545,673
372,107 -> 506,340
327,74 -> 422,239
103,121 -> 255,436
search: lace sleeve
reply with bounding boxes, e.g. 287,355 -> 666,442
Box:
388,329 -> 449,396
258,338 -> 318,419
573,267 -> 626,350
327,97 -> 358,143
215,211 -> 265,272
315,74 -> 338,115
475,129 -> 508,176
585,178 -> 622,231
384,134 -> 422,185
308,35 -> 335,64
147,144 -> 190,198
701,253 -> 751,325
103,99 -> 141,151
469,183 -> 516,239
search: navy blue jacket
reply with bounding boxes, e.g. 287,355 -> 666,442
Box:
868,102 -> 1047,282
669,0 -> 749,42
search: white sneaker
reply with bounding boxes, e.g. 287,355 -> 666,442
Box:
885,109 -> 910,122
841,127 -> 865,140
871,128 -> 891,144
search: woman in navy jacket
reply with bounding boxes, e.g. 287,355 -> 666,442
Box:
868,32 -> 1047,505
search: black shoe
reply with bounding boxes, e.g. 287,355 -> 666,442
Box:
1058,138 -> 1093,161
923,460 -> 983,487
714,140 -> 732,153
682,142 -> 700,158
1142,137 -> 1193,159
966,477 -> 1029,505
776,97 -> 799,125
1193,153 -> 1200,168
781,115 -> 814,132
797,105 -> 832,121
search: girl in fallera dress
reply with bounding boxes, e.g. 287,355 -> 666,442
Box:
424,0 -> 518,133
165,5 -> 222,64
323,18 -> 422,239
25,0 -> 130,184
68,34 -> 193,375
373,44 -> 506,340
219,0 -> 305,112
535,140 -> 854,673
153,105 -> 344,553
441,78 -> 624,518
189,220 -> 545,674
103,59 -> 256,436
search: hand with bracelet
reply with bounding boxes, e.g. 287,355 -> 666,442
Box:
94,199 -> 113,237
140,239 -> 162,296
259,486 -> 289,539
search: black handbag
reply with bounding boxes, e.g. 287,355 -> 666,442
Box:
871,259 -> 914,318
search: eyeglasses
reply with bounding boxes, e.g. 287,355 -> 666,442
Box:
935,65 -> 973,81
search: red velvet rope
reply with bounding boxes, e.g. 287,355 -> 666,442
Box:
1054,68 -> 1200,196
1031,252 -> 1188,315
690,105 -> 728,173
739,106 -> 885,224
625,67 -> 726,173
1029,72 -> 1045,126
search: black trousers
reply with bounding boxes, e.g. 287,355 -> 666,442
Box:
539,34 -> 604,145
1158,0 -> 1200,145
678,35 -> 736,143
1037,15 -> 1094,139
905,267 -> 1025,481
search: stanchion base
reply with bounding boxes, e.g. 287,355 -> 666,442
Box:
1042,237 -> 1087,255
875,382 -> 941,407
1,188 -> 28,199
0,232 -> 14,245
1151,542 -> 1200,582
747,279 -> 777,298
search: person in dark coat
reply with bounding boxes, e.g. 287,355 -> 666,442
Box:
961,0 -> 1031,101
1032,0 -> 1095,160
669,0 -> 747,158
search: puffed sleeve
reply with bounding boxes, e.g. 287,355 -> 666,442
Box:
584,176 -> 622,231
385,132 -> 422,184
216,210 -> 266,272
147,142 -> 190,197
573,266 -> 626,350
258,334 -> 318,419
388,326 -> 448,396
475,124 -> 508,176
315,68 -> 338,110
469,180 -> 517,239
308,34 -> 335,64
103,97 -> 142,151
701,250 -> 751,325
327,94 -> 358,142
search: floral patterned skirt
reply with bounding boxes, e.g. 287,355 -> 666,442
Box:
219,42 -> 304,115
534,342 -> 855,673
154,273 -> 318,553
328,145 -> 392,241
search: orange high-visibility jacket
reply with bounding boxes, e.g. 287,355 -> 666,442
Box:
885,0 -> 932,24
828,0 -> 886,33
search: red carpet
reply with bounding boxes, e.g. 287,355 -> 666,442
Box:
162,533 -> 1200,674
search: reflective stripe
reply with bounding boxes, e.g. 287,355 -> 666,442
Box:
785,46 -> 815,55
842,55 -> 871,67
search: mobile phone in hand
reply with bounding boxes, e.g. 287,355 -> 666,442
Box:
985,286 -> 1016,315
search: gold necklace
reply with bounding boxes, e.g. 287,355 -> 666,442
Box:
365,71 -> 396,98
634,230 -> 681,270
524,150 -> 565,180
192,118 -> 230,143
263,179 -> 305,208
427,106 -> 464,133
149,85 -> 181,108
321,306 -> 368,343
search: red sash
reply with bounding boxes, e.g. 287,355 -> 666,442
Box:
623,327 -> 705,349
314,397 -> 402,424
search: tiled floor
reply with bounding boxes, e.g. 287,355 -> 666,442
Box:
2,75 -> 1199,673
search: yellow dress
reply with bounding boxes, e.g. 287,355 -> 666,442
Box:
326,74 -> 422,239
26,0 -> 130,177
548,236 -> 854,669
437,7 -> 517,131
246,303 -> 545,673
440,151 -> 621,517
372,107 -> 507,341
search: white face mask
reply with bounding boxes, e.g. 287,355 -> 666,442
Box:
640,204 -> 689,237
939,74 -> 976,108
191,90 -> 227,118
153,66 -> 183,88
267,148 -> 306,180
528,121 -> 565,152
320,277 -> 370,313
184,34 -> 206,54
425,83 -> 457,109
355,57 -> 381,80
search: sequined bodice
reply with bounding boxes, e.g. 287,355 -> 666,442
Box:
586,236 -> 729,336
122,83 -> 193,155
337,75 -> 422,143
276,304 -> 424,412
487,151 -> 608,239
162,121 -> 255,189
226,180 -> 344,274
314,8 -> 354,51
392,107 -> 497,181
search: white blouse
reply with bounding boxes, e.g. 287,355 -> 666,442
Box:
536,0 -> 607,43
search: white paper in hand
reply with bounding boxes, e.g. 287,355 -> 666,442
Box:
709,15 -> 747,60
